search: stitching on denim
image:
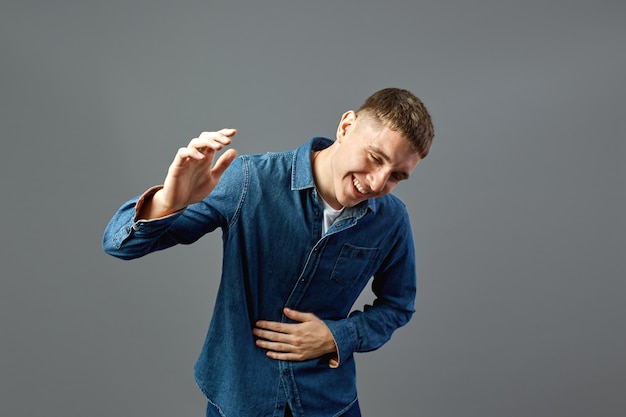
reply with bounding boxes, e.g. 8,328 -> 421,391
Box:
206,398 -> 226,417
227,156 -> 248,229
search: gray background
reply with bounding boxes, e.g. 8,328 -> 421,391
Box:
1,1 -> 624,416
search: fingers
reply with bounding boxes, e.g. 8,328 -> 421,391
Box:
216,127 -> 237,137
253,327 -> 292,344
262,347 -> 305,361
253,329 -> 305,361
171,129 -> 237,167
188,128 -> 237,156
212,148 -> 238,176
253,309 -> 314,334
253,320 -> 298,350
253,320 -> 291,337
199,128 -> 237,143
253,309 -> 334,362
174,145 -> 206,162
283,308 -> 316,322
198,128 -> 237,145
253,325 -> 301,359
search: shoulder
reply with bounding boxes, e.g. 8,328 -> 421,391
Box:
373,193 -> 409,215
239,149 -> 296,176
241,148 -> 296,163
366,193 -> 412,229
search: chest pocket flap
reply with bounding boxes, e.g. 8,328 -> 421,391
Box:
331,244 -> 380,285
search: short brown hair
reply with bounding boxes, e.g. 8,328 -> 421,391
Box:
357,88 -> 434,158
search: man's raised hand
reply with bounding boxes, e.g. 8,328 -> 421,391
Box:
140,129 -> 238,219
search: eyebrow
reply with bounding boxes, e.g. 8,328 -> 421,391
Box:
367,146 -> 411,180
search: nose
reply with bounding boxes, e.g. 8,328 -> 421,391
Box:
368,170 -> 390,193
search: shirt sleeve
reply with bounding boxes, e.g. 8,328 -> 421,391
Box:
102,157 -> 245,260
101,186 -> 190,260
323,216 -> 417,367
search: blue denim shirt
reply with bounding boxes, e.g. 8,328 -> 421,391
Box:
102,137 -> 417,417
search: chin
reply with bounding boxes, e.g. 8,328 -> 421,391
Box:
341,194 -> 366,208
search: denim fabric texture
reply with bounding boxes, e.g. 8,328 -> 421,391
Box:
103,137 -> 417,417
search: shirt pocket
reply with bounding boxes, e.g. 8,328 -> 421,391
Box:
330,244 -> 380,285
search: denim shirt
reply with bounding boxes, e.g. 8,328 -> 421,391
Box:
102,137 -> 417,417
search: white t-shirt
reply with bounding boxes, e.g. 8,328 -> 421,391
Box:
319,195 -> 344,233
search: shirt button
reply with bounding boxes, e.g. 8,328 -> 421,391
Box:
277,404 -> 284,410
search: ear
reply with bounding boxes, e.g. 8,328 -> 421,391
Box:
336,110 -> 357,143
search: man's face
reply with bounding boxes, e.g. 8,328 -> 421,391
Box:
329,111 -> 421,208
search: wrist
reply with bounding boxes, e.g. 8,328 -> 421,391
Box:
136,186 -> 185,220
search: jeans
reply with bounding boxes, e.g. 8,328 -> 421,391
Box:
285,401 -> 361,417
206,401 -> 362,417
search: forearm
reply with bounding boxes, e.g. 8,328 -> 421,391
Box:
324,250 -> 417,365
136,187 -> 186,220
324,298 -> 414,364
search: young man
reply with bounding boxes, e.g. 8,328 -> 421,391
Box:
102,88 -> 434,417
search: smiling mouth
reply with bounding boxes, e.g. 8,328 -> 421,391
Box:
353,177 -> 369,195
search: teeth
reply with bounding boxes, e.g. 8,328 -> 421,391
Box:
353,178 -> 368,194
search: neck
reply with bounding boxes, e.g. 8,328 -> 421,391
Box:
311,146 -> 342,209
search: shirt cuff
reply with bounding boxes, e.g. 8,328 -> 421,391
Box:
133,185 -> 164,222
323,318 -> 359,368
131,185 -> 189,227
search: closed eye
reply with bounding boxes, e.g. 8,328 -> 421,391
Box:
367,146 -> 412,181
369,153 -> 382,164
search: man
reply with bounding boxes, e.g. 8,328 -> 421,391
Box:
102,88 -> 434,417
